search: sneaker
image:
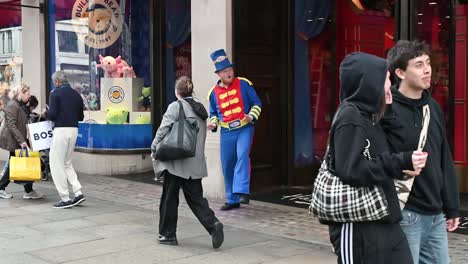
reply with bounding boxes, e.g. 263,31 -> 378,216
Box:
52,200 -> 74,209
23,191 -> 43,200
157,235 -> 178,246
72,194 -> 86,206
211,221 -> 224,249
0,190 -> 12,199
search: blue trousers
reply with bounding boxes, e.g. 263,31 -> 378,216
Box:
220,125 -> 254,204
400,209 -> 450,264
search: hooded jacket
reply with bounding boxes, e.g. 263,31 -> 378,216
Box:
151,98 -> 208,180
332,52 -> 414,224
381,87 -> 460,219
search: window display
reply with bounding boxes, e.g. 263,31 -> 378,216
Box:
53,0 -> 153,150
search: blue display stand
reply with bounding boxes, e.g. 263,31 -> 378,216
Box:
76,123 -> 152,150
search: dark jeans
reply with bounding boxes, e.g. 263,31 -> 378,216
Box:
159,170 -> 219,237
0,151 -> 34,193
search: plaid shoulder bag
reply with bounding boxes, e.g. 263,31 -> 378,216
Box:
394,104 -> 430,209
309,105 -> 389,222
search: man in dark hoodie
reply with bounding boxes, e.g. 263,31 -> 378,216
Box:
384,40 -> 460,264
152,76 -> 224,249
328,52 -> 427,263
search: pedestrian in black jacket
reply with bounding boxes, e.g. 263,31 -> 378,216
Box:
384,40 -> 460,264
328,52 -> 427,264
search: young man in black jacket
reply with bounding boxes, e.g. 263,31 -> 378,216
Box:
384,40 -> 460,264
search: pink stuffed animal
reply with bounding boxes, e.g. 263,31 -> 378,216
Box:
122,66 -> 136,78
97,54 -> 129,78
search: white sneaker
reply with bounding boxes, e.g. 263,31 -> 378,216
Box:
23,190 -> 43,200
0,190 -> 12,199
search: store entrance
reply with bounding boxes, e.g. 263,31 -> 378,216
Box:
232,0 -> 287,194
234,0 -> 398,208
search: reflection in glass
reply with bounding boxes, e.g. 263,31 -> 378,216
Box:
0,6 -> 22,96
294,0 -> 332,167
414,0 -> 451,124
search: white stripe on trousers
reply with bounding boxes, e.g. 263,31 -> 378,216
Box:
340,223 -> 354,264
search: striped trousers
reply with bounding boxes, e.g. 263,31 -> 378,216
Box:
328,222 -> 413,264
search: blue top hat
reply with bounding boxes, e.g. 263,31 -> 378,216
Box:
210,49 -> 234,73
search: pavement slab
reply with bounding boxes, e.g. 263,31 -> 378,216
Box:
0,174 -> 465,263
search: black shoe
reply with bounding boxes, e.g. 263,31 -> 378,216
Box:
52,200 -> 74,209
211,221 -> 224,249
157,235 -> 178,246
240,195 -> 250,204
72,194 -> 86,206
220,203 -> 240,211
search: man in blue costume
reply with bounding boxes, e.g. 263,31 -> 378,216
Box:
207,49 -> 262,210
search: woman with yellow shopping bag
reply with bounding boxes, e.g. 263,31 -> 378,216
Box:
0,83 -> 43,199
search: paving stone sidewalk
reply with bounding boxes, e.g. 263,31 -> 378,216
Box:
0,173 -> 465,263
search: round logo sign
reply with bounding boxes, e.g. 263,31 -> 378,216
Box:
72,0 -> 123,49
108,86 -> 125,103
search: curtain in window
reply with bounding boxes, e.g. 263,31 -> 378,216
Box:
294,0 -> 330,165
165,0 -> 190,104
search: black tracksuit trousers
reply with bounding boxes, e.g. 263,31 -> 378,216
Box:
329,222 -> 413,264
159,171 -> 219,237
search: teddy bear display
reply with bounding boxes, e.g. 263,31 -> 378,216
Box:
88,7 -> 112,35
106,107 -> 129,124
97,54 -> 132,78
138,86 -> 151,111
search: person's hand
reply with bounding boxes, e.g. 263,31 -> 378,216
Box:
20,142 -> 28,149
402,170 -> 420,177
207,122 -> 217,131
412,150 -> 428,174
242,114 -> 253,123
447,217 -> 460,232
403,151 -> 428,177
41,108 -> 47,118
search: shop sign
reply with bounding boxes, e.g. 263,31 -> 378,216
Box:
27,121 -> 54,151
108,85 -> 125,103
72,0 -> 123,49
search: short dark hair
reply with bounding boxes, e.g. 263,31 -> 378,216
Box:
387,40 -> 431,76
29,95 -> 38,110
175,76 -> 194,97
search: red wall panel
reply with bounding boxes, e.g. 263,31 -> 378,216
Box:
455,6 -> 468,165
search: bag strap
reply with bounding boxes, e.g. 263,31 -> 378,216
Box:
177,100 -> 186,121
324,103 -> 349,172
417,105 -> 430,151
327,103 -> 369,171
19,147 -> 29,157
177,101 -> 187,147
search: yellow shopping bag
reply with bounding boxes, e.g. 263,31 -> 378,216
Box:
15,149 -> 40,158
9,149 -> 41,182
